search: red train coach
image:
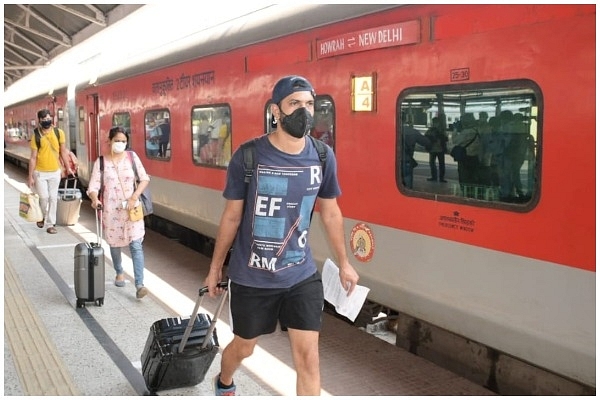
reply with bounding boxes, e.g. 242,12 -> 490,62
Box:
4,4 -> 595,394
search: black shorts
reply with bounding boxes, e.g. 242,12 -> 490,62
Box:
229,272 -> 324,339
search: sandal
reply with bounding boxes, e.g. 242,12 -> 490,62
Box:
115,275 -> 126,287
36,219 -> 44,228
46,226 -> 57,234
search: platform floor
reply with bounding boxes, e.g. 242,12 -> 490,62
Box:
3,161 -> 495,396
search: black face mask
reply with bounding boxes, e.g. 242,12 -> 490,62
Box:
40,120 -> 52,129
280,107 -> 314,138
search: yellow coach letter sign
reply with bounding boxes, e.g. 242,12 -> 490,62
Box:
352,75 -> 375,112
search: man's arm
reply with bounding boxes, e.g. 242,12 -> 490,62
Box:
204,199 -> 244,296
59,131 -> 74,176
28,148 -> 38,187
317,197 -> 359,295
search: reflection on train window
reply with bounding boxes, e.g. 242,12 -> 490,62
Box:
145,109 -> 171,160
265,95 -> 335,150
5,121 -> 28,141
112,112 -> 131,148
191,105 -> 231,167
398,81 -> 540,207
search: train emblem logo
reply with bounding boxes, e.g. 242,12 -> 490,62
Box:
350,223 -> 374,262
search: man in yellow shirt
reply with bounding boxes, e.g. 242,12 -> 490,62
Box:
28,109 -> 74,234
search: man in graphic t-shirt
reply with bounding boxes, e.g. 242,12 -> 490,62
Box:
204,75 -> 359,396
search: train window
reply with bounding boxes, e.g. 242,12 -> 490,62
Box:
144,110 -> 171,160
264,95 -> 335,150
56,108 -> 64,131
112,112 -> 131,146
191,105 -> 231,167
78,107 -> 85,145
398,81 -> 540,209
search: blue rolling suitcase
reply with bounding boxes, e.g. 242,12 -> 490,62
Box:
141,282 -> 228,393
74,208 -> 105,308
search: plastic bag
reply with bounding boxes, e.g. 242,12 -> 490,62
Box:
19,192 -> 43,222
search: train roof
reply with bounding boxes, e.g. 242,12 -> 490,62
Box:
4,4 -> 400,107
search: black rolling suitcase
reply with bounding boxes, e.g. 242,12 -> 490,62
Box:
141,282 -> 228,393
74,207 -> 105,308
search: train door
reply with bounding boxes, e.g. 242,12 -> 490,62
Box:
75,93 -> 100,187
86,94 -> 100,164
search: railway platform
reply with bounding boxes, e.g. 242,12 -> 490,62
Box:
3,161 -> 496,396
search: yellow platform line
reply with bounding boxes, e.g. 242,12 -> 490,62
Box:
4,256 -> 80,395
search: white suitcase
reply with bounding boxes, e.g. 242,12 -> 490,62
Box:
57,178 -> 82,226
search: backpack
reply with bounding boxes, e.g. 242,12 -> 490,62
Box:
241,135 -> 328,184
33,127 -> 60,149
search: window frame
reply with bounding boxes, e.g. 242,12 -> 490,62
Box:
190,104 -> 231,168
396,79 -> 542,212
144,109 -> 171,161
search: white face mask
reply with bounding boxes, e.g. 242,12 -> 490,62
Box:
112,142 -> 127,153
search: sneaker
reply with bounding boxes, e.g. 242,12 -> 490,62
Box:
214,374 -> 236,396
136,286 -> 148,299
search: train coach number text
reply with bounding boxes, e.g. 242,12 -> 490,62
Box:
450,68 -> 470,82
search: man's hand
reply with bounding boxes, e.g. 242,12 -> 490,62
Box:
338,260 -> 359,295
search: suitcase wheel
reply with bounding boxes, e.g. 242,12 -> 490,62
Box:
76,299 -> 85,308
95,298 -> 104,307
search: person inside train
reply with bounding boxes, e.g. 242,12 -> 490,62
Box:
203,75 -> 359,396
401,112 -> 431,189
157,115 -> 171,158
507,113 -> 532,201
312,112 -> 334,147
28,109 -> 75,234
145,116 -> 162,157
495,110 -> 531,202
86,126 -> 151,299
476,111 -> 494,188
425,115 -> 448,183
452,113 -> 481,198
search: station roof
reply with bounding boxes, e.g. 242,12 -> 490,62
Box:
4,4 -> 143,91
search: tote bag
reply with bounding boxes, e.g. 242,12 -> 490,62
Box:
19,192 -> 43,222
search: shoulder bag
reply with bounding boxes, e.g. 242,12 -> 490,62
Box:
127,151 -> 153,216
450,133 -> 478,162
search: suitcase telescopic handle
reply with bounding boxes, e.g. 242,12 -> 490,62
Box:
62,176 -> 78,190
179,281 -> 229,353
198,281 -> 228,296
95,206 -> 103,244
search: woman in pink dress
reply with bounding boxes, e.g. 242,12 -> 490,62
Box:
86,126 -> 151,299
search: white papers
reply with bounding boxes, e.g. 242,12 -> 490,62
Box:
322,258 -> 370,322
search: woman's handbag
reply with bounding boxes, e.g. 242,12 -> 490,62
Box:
138,189 -> 153,216
128,151 -> 153,216
450,132 -> 478,162
129,203 -> 144,222
19,192 -> 43,222
450,145 -> 467,162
